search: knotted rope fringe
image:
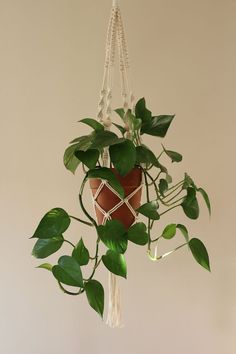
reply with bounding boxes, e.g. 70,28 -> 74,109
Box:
92,179 -> 142,328
107,272 -> 122,328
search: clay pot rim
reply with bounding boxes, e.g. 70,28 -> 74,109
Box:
89,165 -> 143,188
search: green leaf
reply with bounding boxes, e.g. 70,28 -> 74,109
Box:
189,238 -> 210,271
125,111 -> 142,132
137,201 -> 160,220
133,117 -> 142,131
32,208 -> 71,239
115,108 -> 125,119
127,222 -> 148,245
69,135 -> 93,150
176,224 -> 189,242
102,250 -> 127,278
32,235 -> 64,259
135,145 -> 167,172
162,224 -> 176,239
166,174 -> 173,183
85,280 -> 105,318
182,173 -> 196,190
37,263 -> 53,271
72,238 -> 90,266
164,149 -> 182,163
181,187 -> 199,220
112,123 -> 126,136
63,144 -> 81,174
198,188 -> 211,216
141,115 -> 175,137
79,118 -> 104,132
135,98 -> 152,126
97,220 -> 127,254
159,179 -> 168,196
88,167 -> 125,199
74,149 -> 99,169
135,145 -> 157,166
52,256 -> 84,287
90,131 -> 121,150
109,140 -> 136,176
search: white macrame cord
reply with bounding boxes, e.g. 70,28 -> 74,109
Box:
95,2 -> 136,328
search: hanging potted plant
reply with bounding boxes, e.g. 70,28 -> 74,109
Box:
30,2 -> 211,327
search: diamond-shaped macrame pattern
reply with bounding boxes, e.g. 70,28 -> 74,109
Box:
91,180 -> 142,228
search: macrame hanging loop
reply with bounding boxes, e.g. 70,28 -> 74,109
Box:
96,1 -> 134,328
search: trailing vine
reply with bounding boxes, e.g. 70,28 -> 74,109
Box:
31,98 -> 211,318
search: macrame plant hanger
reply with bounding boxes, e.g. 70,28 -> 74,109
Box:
97,0 -> 134,328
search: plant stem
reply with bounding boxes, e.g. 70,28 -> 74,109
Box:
147,218 -> 151,251
84,237 -> 101,281
157,149 -> 164,160
165,180 -> 184,194
58,282 -> 84,296
150,220 -> 155,229
79,175 -> 97,227
151,235 -> 162,243
159,204 -> 181,216
69,215 -> 93,227
148,242 -> 188,261
143,169 -> 150,202
164,189 -> 184,204
145,170 -> 169,206
147,171 -> 162,186
64,239 -> 75,248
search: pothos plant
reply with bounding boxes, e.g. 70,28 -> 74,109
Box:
31,98 -> 211,318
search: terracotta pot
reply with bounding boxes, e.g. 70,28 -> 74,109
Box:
89,167 -> 143,229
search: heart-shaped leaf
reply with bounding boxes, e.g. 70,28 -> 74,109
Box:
64,133 -> 100,173
181,187 -> 199,220
137,201 -> 160,220
166,174 -> 173,183
69,134 -> 93,150
135,145 -> 167,172
88,167 -> 125,199
52,256 -> 84,287
141,115 -> 175,137
162,224 -> 176,239
85,279 -> 104,318
176,224 -> 189,242
135,145 -> 157,166
182,173 -> 196,190
32,235 -> 64,258
125,111 -> 142,132
109,140 -> 136,176
115,108 -> 125,119
72,238 -> 90,266
163,145 -> 182,163
102,250 -> 127,278
127,222 -> 148,245
135,98 -> 152,126
37,263 -> 53,271
189,238 -> 210,271
90,131 -> 121,150
159,179 -> 168,196
74,149 -> 99,169
198,188 -> 211,216
63,144 -> 81,174
97,220 -> 127,254
32,208 -> 71,239
79,118 -> 104,131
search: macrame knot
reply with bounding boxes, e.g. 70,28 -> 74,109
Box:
103,117 -> 112,128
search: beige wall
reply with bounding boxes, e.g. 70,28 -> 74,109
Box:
0,0 -> 235,353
